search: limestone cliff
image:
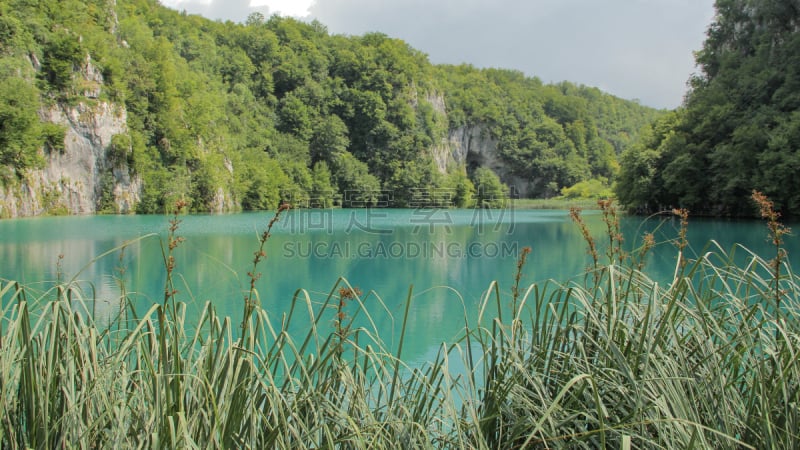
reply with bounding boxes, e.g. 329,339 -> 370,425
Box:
427,92 -> 533,197
0,56 -> 140,218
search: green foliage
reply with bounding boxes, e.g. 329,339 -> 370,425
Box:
189,152 -> 235,212
40,31 -> 84,93
277,92 -> 314,140
97,171 -> 118,214
39,182 -> 69,215
0,11 -> 30,53
41,123 -> 65,153
309,161 -> 339,207
472,167 -> 508,208
239,151 -> 289,210
615,111 -> 685,211
437,66 -> 659,198
330,151 -> 381,207
2,208 -> 800,447
0,71 -> 48,169
136,165 -> 191,214
443,168 -> 476,208
617,0 -> 800,216
310,115 -> 349,164
109,133 -> 132,167
560,178 -> 613,199
280,159 -> 312,206
383,158 -> 443,207
0,0 -> 660,213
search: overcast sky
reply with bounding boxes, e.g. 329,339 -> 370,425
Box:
160,0 -> 717,109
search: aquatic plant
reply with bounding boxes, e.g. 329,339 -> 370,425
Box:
0,196 -> 798,448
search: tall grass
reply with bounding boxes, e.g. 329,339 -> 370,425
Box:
1,198 -> 799,448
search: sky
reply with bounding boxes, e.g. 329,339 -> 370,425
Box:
160,0 -> 717,109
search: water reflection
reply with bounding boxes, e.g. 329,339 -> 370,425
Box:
1,209 -> 798,365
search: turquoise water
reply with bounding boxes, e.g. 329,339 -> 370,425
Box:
1,209 -> 797,365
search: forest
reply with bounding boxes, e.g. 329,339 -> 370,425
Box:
0,0 -> 661,213
615,0 -> 800,217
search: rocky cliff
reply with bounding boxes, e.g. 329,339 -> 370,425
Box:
428,92 -> 533,197
0,57 -> 140,219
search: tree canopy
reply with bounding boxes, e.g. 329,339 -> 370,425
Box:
616,0 -> 800,216
0,0 -> 660,212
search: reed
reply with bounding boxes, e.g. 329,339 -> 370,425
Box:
1,199 -> 798,448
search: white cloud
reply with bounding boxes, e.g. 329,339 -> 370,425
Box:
306,0 -> 715,109
251,0 -> 314,17
160,0 -> 205,8
160,0 -> 313,18
158,0 -> 716,109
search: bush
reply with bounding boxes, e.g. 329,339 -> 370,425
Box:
1,199 -> 798,448
108,133 -> 132,167
560,177 -> 613,199
472,167 -> 508,208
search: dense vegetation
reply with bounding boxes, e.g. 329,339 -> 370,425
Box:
2,199 -> 799,448
616,0 -> 800,217
0,0 -> 660,212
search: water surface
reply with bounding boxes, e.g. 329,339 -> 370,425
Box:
1,208 -> 797,365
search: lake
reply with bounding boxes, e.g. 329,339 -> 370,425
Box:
1,208 -> 797,366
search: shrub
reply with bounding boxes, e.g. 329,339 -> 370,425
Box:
1,197 -> 798,448
560,177 -> 613,199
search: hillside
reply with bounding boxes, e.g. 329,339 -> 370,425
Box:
616,0 -> 800,217
0,0 -> 662,217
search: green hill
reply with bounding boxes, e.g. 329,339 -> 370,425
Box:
616,0 -> 800,217
0,0 -> 661,215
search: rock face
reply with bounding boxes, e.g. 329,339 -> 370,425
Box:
432,124 -> 497,171
0,101 -> 140,218
0,85 -> 526,218
427,92 -> 533,196
0,54 -> 140,219
427,91 -> 498,174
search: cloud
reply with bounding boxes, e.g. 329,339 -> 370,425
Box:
160,0 -> 271,23
307,0 -> 715,108
159,0 -> 716,108
250,0 -> 315,18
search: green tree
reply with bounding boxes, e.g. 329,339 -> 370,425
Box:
40,30 -> 83,93
280,160 -> 312,207
0,74 -> 51,170
615,111 -> 684,211
1,0 -> 662,215
472,167 -> 508,208
560,178 -> 613,200
310,161 -> 339,207
443,168 -> 476,208
330,151 -> 381,207
310,115 -> 349,163
277,92 -> 313,141
239,152 -> 290,210
617,0 -> 800,216
384,159 -> 442,207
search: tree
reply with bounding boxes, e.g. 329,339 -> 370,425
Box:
280,160 -> 312,207
239,153 -> 290,210
383,159 -> 442,207
310,115 -> 349,163
443,168 -> 475,208
0,74 -> 53,170
1,0 -> 661,215
310,161 -> 339,207
617,0 -> 800,216
560,178 -> 613,200
615,111 -> 686,212
277,92 -> 313,140
329,151 -> 381,207
472,167 -> 508,208
40,31 -> 83,93
245,12 -> 265,27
